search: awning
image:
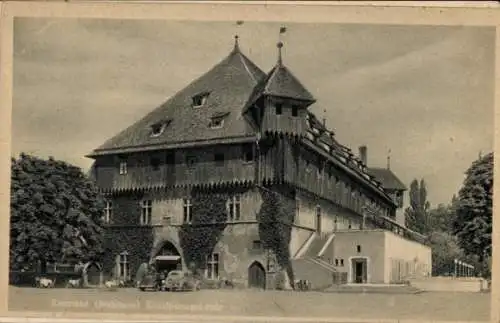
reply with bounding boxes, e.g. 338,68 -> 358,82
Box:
154,255 -> 181,262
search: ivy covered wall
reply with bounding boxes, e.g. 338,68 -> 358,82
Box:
101,192 -> 154,279
178,190 -> 229,272
256,186 -> 296,286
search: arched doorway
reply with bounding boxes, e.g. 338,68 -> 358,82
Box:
150,240 -> 183,274
157,241 -> 180,257
82,262 -> 103,287
248,261 -> 266,289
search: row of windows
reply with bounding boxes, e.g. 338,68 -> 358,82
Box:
117,148 -> 254,175
103,195 -> 242,225
115,252 -> 221,280
275,103 -> 300,117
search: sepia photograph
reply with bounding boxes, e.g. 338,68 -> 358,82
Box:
2,4 -> 495,322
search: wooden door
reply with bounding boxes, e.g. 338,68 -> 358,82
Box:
248,262 -> 266,289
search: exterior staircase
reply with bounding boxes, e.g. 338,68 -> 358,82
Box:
291,231 -> 338,290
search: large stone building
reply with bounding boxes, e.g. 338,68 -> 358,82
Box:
87,36 -> 431,289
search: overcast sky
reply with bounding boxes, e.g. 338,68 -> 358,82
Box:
12,18 -> 495,206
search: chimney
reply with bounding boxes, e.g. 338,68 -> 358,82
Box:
359,146 -> 367,166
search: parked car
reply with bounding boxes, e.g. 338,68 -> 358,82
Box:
165,270 -> 200,291
138,272 -> 161,291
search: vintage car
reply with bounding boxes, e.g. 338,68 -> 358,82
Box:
164,270 -> 200,291
138,255 -> 182,291
138,272 -> 162,291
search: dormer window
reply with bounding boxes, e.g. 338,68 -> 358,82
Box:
209,111 -> 230,129
192,92 -> 209,108
150,119 -> 171,137
209,118 -> 224,129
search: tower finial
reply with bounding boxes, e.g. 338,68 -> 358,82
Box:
387,149 -> 391,170
277,41 -> 284,66
277,26 -> 287,66
234,35 -> 240,51
322,109 -> 327,127
234,20 -> 244,52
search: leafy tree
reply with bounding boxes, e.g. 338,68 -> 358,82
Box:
404,179 -> 431,234
453,152 -> 493,266
426,231 -> 464,276
428,196 -> 458,233
10,153 -> 106,272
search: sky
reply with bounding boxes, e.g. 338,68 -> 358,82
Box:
11,18 -> 495,207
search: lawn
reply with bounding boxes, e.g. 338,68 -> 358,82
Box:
8,286 -> 490,321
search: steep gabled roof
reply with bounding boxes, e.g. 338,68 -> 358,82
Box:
90,40 -> 266,156
368,167 -> 407,191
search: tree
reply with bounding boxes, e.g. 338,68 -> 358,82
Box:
428,196 -> 458,234
426,231 -> 464,276
405,179 -> 431,234
453,152 -> 493,265
10,153 -> 106,272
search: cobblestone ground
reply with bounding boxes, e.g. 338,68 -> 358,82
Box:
8,286 -> 490,321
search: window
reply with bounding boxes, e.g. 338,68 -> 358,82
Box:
242,145 -> 254,163
117,252 -> 129,279
317,158 -> 324,178
183,198 -> 192,223
205,253 -> 219,280
150,156 -> 161,171
275,103 -> 283,115
228,195 -> 241,221
340,259 -> 344,267
192,92 -> 209,107
166,152 -> 175,165
214,153 -> 224,166
186,155 -> 197,168
357,245 -> 362,253
209,117 -> 225,129
348,219 -> 352,230
150,120 -> 171,137
140,200 -> 152,225
292,105 -> 299,117
103,200 -> 112,224
119,161 -> 127,175
335,259 -> 339,266
252,240 -> 262,250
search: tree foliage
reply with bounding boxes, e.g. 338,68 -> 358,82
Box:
10,153 -> 106,271
453,152 -> 493,263
404,179 -> 431,234
426,231 -> 464,276
428,196 -> 458,234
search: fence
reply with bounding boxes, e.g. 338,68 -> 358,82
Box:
332,272 -> 348,285
10,271 -> 81,287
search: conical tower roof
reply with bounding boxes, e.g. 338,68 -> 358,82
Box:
90,37 -> 266,156
247,41 -> 315,108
